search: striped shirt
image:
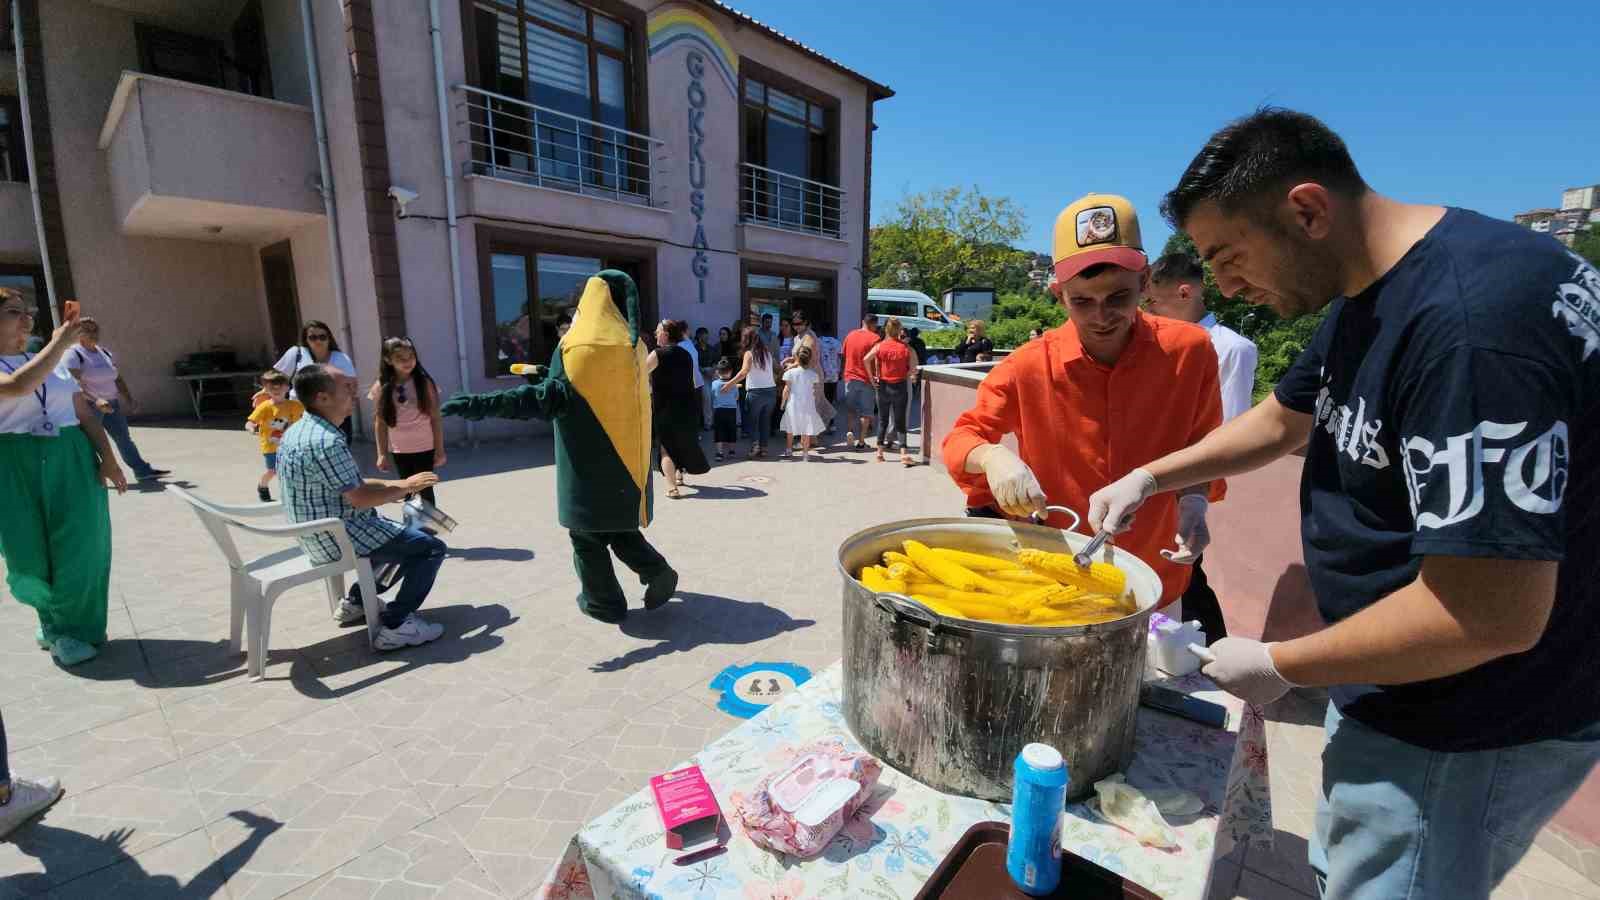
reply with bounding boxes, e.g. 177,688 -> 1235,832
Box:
277,412 -> 402,564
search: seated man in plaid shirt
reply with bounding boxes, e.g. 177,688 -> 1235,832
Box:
277,364 -> 447,650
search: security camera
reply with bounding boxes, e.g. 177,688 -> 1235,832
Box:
388,186 -> 418,218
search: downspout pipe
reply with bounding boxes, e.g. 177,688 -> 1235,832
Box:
299,0 -> 361,432
428,0 -> 474,444
12,0 -> 59,326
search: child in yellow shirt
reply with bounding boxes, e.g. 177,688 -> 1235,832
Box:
246,370 -> 304,501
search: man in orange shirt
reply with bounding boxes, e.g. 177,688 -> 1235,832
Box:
942,194 -> 1223,610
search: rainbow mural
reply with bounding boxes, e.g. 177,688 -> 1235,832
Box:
647,3 -> 738,95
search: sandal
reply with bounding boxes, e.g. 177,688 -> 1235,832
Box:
902,456 -> 917,467
875,450 -> 886,462
666,487 -> 682,499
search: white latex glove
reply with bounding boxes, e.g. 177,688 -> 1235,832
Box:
1188,638 -> 1295,706
1087,468 -> 1157,535
977,444 -> 1047,519
1161,494 -> 1210,565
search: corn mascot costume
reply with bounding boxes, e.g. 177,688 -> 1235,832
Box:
440,270 -> 677,623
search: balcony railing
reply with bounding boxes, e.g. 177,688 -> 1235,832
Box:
740,162 -> 844,239
456,84 -> 660,207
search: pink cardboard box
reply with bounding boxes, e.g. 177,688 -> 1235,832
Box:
650,766 -> 724,856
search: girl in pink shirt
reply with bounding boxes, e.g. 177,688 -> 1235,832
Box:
370,337 -> 444,506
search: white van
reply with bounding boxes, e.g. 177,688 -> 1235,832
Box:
866,289 -> 961,333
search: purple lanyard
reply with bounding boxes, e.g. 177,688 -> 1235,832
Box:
0,353 -> 48,421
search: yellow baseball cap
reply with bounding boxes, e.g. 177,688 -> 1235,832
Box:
1051,193 -> 1148,286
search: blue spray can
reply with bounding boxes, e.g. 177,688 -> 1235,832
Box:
1007,742 -> 1068,896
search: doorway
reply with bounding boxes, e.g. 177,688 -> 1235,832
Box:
743,266 -> 836,335
259,242 -> 301,355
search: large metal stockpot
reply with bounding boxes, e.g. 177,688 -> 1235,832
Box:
838,516 -> 1162,802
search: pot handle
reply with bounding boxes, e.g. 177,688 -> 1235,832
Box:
874,592 -> 950,652
1030,504 -> 1083,533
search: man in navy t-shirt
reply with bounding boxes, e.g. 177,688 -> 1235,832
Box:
1088,108 -> 1599,899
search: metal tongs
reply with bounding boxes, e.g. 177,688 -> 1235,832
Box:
1028,504 -> 1112,568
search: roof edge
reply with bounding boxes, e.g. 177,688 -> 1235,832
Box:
685,0 -> 895,100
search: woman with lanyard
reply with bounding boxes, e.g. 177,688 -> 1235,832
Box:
0,292 -> 127,667
66,317 -> 167,481
271,320 -> 357,441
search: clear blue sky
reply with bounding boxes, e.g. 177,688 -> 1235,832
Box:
730,0 -> 1600,255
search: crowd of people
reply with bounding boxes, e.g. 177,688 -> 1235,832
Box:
658,309 -> 931,468
0,103 -> 1595,900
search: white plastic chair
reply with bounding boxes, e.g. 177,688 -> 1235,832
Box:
168,486 -> 382,679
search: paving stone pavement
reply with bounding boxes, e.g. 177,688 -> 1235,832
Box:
0,420 -> 1591,899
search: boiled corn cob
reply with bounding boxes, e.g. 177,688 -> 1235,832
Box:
987,568 -> 1056,586
1001,583 -> 1085,614
904,540 -> 1011,595
1024,606 -> 1126,626
927,547 -> 1020,573
859,566 -> 908,596
1015,549 -> 1128,597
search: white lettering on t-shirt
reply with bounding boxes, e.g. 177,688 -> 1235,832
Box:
1313,379 -> 1390,470
1554,252 -> 1600,362
1402,419 -> 1569,529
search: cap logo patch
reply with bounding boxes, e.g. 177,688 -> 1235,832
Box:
1077,207 -> 1118,247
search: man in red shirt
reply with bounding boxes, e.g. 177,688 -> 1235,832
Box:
942,194 -> 1223,609
839,313 -> 881,451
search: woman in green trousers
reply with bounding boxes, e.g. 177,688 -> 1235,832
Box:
0,292 -> 126,665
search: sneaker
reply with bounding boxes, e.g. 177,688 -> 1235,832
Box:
137,468 -> 170,480
257,485 -> 272,502
49,637 -> 97,666
373,614 -> 444,650
714,450 -> 724,461
0,775 -> 64,839
845,431 -> 856,446
333,598 -> 370,626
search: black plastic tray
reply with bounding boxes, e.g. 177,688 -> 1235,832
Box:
914,821 -> 1162,899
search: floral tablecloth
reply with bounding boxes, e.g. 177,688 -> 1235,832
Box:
540,663 -> 1271,900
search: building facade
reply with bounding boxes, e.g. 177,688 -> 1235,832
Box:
1515,184 -> 1598,247
1,0 -> 891,436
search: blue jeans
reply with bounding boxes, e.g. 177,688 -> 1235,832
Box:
348,527 -> 446,629
1310,701 -> 1600,899
95,400 -> 154,477
746,387 -> 777,449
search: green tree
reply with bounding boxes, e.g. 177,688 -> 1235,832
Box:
868,187 -> 1030,300
1574,222 -> 1600,267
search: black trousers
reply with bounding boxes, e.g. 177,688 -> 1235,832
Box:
1182,554 -> 1227,644
391,449 -> 437,506
877,380 -> 909,447
570,529 -> 670,617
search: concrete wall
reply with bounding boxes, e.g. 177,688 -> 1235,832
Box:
0,182 -> 41,263
42,0 -> 274,414
259,0 -> 312,106
307,0 -> 384,433
110,76 -> 321,216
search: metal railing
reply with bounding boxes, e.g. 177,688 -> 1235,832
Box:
741,162 -> 844,239
456,84 -> 660,207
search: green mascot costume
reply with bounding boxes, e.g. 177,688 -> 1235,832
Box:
441,270 -> 677,624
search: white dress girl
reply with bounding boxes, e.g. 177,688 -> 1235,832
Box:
779,366 -> 826,436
